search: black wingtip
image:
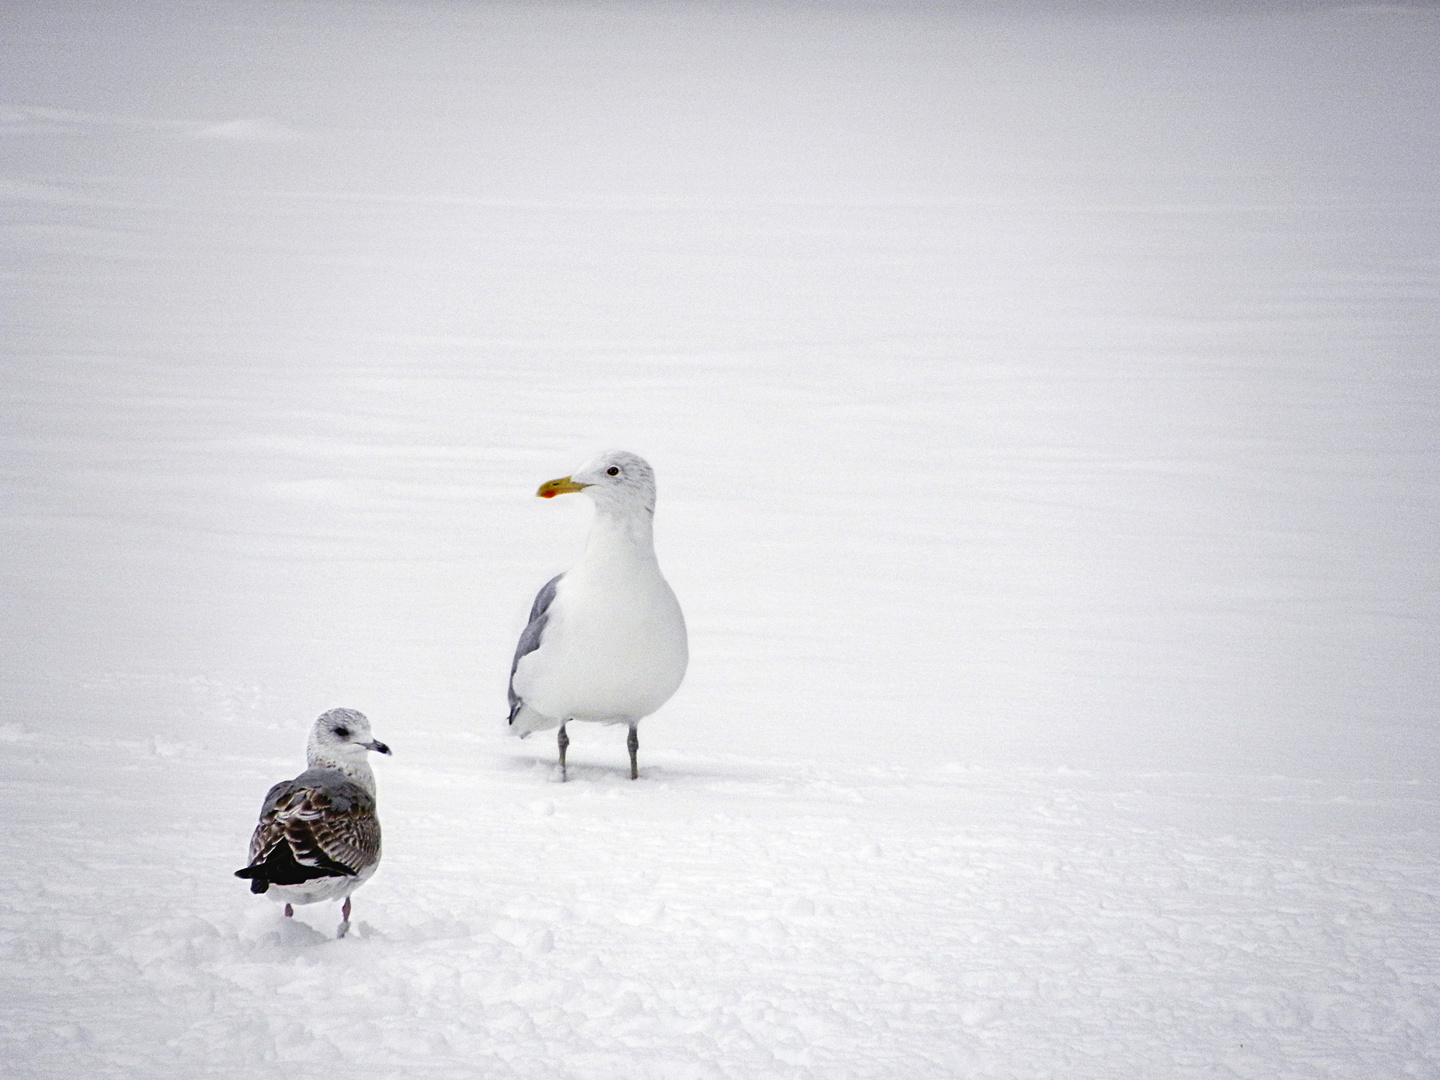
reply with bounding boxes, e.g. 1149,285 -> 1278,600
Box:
235,867 -> 271,893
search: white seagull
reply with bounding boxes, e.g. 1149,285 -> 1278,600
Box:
508,450 -> 688,780
235,708 -> 390,938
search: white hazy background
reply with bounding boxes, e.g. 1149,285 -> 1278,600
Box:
4,0 -> 1435,779
4,3 -> 1440,1076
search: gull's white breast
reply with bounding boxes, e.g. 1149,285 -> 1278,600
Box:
513,556 -> 687,724
264,863 -> 379,907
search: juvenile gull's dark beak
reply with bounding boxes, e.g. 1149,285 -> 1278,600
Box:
366,740 -> 392,755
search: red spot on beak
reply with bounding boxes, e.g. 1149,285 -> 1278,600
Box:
537,477 -> 584,498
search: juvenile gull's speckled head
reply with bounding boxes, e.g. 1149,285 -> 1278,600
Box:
305,708 -> 391,788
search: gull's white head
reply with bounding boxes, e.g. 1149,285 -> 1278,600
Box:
306,708 -> 392,775
537,450 -> 658,516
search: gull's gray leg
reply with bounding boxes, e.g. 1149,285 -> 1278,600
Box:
284,903 -> 293,918
558,723 -> 569,782
627,724 -> 639,780
338,896 -> 352,939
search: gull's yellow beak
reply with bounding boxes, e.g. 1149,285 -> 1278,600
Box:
537,476 -> 588,499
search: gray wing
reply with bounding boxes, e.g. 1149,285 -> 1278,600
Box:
508,573 -> 562,722
246,769 -> 380,878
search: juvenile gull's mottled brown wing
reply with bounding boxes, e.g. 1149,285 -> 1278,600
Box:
241,768 -> 381,886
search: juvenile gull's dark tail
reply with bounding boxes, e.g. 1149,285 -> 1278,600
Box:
236,840 -> 354,893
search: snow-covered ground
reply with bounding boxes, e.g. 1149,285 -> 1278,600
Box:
7,725 -> 1440,1077
3,1 -> 1439,1075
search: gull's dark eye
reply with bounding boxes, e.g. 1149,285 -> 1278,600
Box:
606,466 -> 620,476
334,726 -> 351,738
